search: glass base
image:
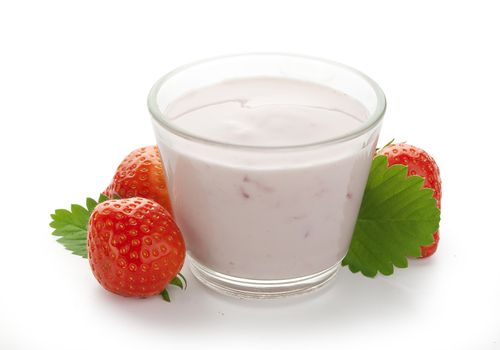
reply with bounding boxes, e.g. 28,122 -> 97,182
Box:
188,254 -> 340,299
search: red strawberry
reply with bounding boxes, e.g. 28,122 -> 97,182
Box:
104,146 -> 172,214
379,143 -> 441,258
87,197 -> 185,298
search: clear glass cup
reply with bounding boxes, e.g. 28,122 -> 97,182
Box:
148,54 -> 386,298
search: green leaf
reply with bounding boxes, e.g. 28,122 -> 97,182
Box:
49,195 -> 103,258
86,197 -> 98,212
169,276 -> 184,290
342,155 -> 441,277
178,272 -> 187,289
161,289 -> 171,302
98,193 -> 109,203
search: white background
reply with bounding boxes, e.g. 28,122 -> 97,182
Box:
1,1 -> 499,349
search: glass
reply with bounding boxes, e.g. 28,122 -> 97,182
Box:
148,53 -> 386,298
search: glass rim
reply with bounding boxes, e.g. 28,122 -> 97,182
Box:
147,53 -> 387,151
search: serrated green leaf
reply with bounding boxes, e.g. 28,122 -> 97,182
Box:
49,196 -> 103,258
342,155 -> 441,277
56,236 -> 89,258
86,197 -> 98,212
70,204 -> 90,227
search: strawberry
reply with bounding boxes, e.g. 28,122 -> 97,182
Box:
104,146 -> 172,214
51,194 -> 186,301
87,197 -> 185,298
379,143 -> 441,258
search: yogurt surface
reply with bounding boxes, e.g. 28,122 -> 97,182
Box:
165,77 -> 368,147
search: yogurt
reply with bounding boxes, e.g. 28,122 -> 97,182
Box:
155,77 -> 378,280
